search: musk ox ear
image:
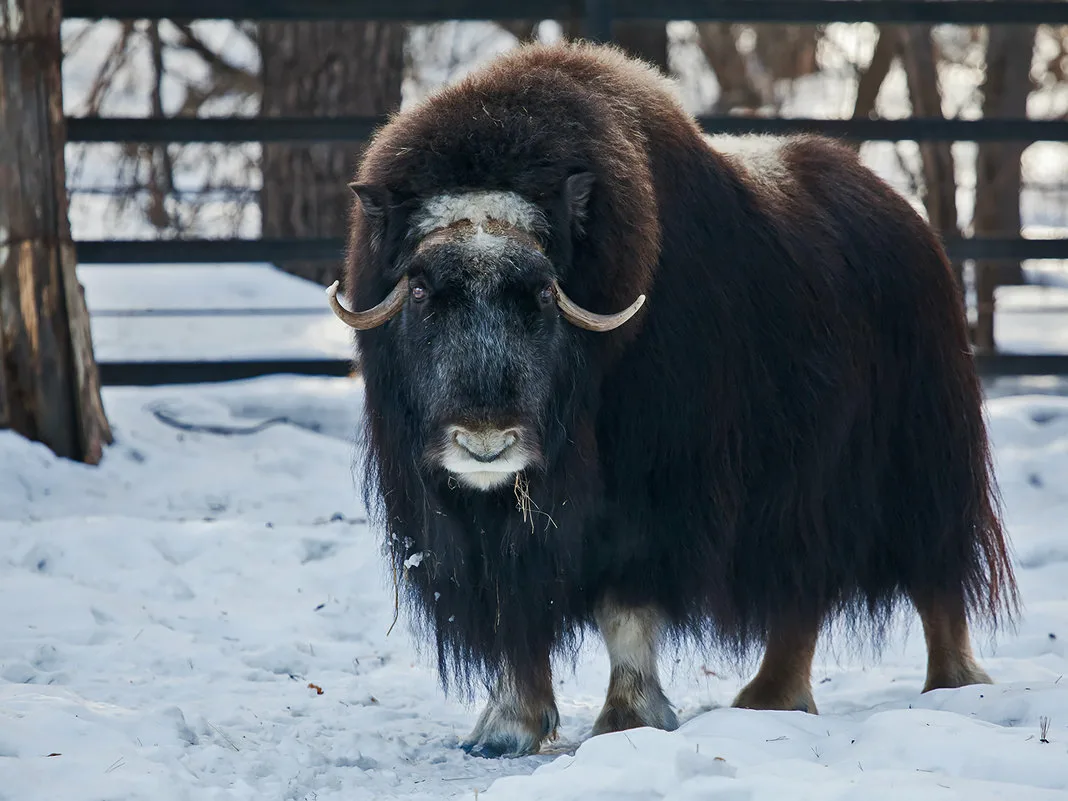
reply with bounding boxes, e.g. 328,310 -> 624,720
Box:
564,172 -> 595,236
348,182 -> 390,222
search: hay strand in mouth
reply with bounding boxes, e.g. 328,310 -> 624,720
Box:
514,471 -> 533,529
513,471 -> 557,533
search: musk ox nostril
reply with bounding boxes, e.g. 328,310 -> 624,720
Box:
453,428 -> 518,463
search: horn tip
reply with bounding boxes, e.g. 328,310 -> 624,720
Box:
326,280 -> 340,297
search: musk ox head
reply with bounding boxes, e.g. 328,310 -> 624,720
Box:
328,179 -> 644,492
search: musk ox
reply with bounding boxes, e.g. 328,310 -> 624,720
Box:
327,41 -> 1018,757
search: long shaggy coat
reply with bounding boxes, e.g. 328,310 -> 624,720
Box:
345,42 -> 1017,696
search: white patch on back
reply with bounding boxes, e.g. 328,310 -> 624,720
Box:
705,134 -> 791,188
413,191 -> 546,237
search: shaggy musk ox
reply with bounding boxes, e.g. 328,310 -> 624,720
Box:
328,42 -> 1018,757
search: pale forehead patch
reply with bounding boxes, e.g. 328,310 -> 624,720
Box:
413,219 -> 544,293
412,190 -> 546,237
416,218 -> 543,254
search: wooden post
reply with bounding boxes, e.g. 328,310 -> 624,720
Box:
974,267 -> 997,354
0,0 -> 112,463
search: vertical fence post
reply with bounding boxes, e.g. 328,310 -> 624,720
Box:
974,264 -> 997,353
584,0 -> 614,43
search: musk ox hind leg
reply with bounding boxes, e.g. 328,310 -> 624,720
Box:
461,657 -> 560,759
592,598 -> 679,736
913,591 -> 993,692
732,620 -> 819,714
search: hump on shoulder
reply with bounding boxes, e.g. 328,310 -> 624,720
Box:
705,132 -> 869,199
705,133 -> 803,189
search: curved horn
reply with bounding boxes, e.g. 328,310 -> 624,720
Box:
552,280 -> 646,332
326,278 -> 409,330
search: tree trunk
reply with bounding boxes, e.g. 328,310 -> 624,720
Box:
900,25 -> 966,311
972,24 -> 1035,350
901,26 -> 959,242
0,0 -> 112,464
698,24 -> 821,114
751,24 -> 820,85
853,27 -> 899,122
972,26 -> 1035,351
697,23 -> 764,112
844,26 -> 901,155
259,22 -> 406,287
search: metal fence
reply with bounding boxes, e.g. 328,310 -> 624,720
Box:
60,0 -> 1068,384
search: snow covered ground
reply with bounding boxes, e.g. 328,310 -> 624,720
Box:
1,263 -> 1068,800
4,14 -> 1060,799
79,263 -> 350,363
4,129 -> 1067,798
3,371 -> 1068,801
10,24 -> 1068,795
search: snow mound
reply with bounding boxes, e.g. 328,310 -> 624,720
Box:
3,379 -> 1068,800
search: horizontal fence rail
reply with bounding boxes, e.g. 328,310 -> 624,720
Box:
98,359 -> 353,386
976,355 -> 1068,379
91,307 -> 327,318
74,236 -> 1068,265
61,0 -> 1068,25
93,354 -> 1068,387
86,301 -> 1068,320
66,116 -> 1068,144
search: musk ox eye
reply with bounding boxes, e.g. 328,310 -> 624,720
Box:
410,282 -> 428,302
538,285 -> 554,306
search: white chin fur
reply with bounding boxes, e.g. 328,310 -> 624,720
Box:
453,470 -> 517,491
442,453 -> 529,491
438,430 -> 532,491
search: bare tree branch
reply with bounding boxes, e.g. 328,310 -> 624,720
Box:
174,22 -> 261,98
82,21 -> 135,115
853,27 -> 899,120
148,21 -> 176,232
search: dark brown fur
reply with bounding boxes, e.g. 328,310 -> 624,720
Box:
343,42 -> 1019,755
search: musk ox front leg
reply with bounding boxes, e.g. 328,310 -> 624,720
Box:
592,598 -> 679,736
732,621 -> 819,714
461,657 -> 559,759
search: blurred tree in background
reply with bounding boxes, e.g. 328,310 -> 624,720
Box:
697,23 -> 821,112
259,21 -> 405,286
60,14 -> 1066,350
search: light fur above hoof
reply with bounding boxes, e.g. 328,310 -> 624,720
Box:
732,680 -> 818,715
922,660 -> 993,693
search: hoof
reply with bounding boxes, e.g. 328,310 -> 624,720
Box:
732,679 -> 817,715
461,701 -> 559,759
461,739 -> 526,760
592,685 -> 679,736
922,660 -> 993,693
